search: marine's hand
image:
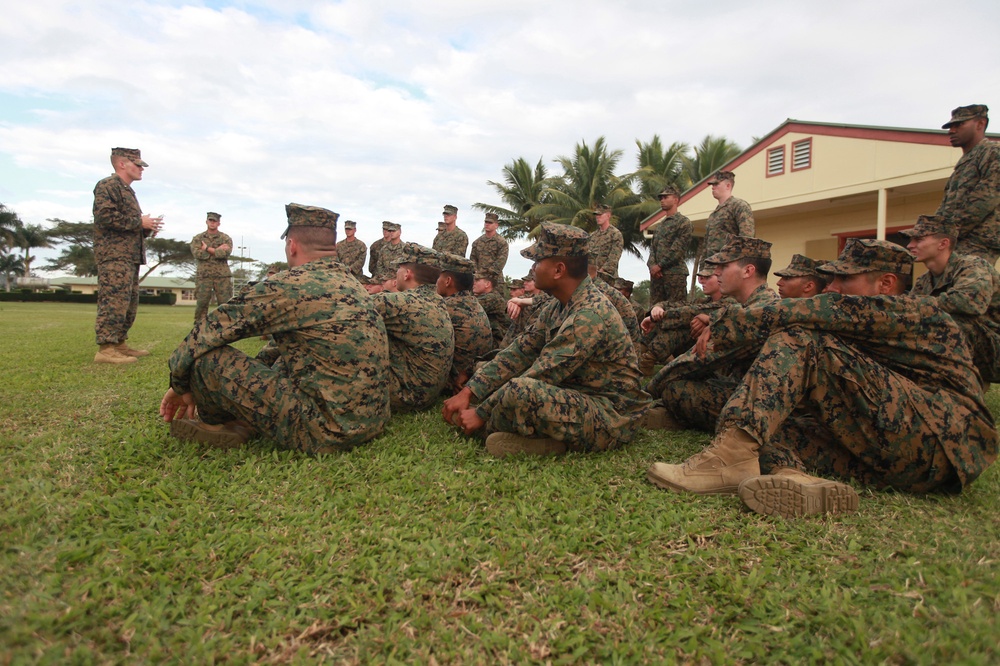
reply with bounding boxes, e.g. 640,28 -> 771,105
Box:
160,388 -> 197,422
690,313 -> 710,337
640,316 -> 654,334
650,305 -> 665,321
443,387 -> 473,425
694,327 -> 712,358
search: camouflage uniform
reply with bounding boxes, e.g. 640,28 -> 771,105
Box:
476,289 -> 509,350
191,228 -> 233,321
935,106 -> 1000,262
642,295 -> 736,363
368,238 -> 385,277
588,225 -> 624,278
594,275 -> 641,343
168,254 -> 391,453
93,168 -> 149,346
647,211 -> 693,304
501,290 -> 553,348
712,293 -> 997,492
704,197 -> 755,258
910,250 -> 1000,383
467,276 -> 650,451
433,228 -> 469,256
470,233 -> 508,276
443,291 -> 493,384
373,240 -> 406,280
336,236 -> 367,278
373,283 -> 455,412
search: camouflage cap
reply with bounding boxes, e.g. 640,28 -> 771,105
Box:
521,222 -> 590,261
509,278 -> 525,289
356,273 -> 373,285
474,270 -> 499,282
703,235 -> 772,265
899,214 -> 953,238
773,254 -> 825,278
439,252 -> 475,275
393,242 -> 441,269
522,271 -> 535,282
592,203 -> 612,214
708,170 -> 735,184
375,270 -> 396,283
343,220 -> 356,230
443,204 -> 458,215
818,238 -> 913,276
484,212 -> 499,223
657,185 -> 681,198
206,211 -> 221,221
111,147 -> 148,167
615,277 -> 634,290
942,104 -> 989,129
382,220 -> 400,232
596,268 -> 615,285
281,203 -> 339,240
696,264 -> 716,278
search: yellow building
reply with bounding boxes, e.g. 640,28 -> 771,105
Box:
50,276 -> 199,305
643,119 -> 1000,279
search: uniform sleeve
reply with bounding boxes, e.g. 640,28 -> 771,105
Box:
936,147 -> 1000,232
658,218 -> 693,271
93,178 -> 142,232
603,229 -> 623,274
934,260 -> 994,316
735,200 -> 755,237
190,234 -> 210,261
467,312 -> 548,407
214,234 -> 233,260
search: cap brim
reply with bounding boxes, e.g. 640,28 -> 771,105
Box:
520,245 -> 543,261
135,160 -> 149,167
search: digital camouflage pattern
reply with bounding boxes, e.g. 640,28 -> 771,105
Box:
191,230 -> 234,320
433,228 -> 469,256
935,140 -> 1000,261
501,291 -> 553,348
647,211 -> 693,304
711,293 -> 998,492
372,240 -> 406,280
594,278 -> 641,342
650,284 -> 778,431
470,233 -> 508,276
336,237 -> 367,277
476,290 -> 509,349
93,174 -> 149,345
168,257 -> 391,453
466,276 -> 650,451
587,225 -> 624,278
642,295 -> 736,363
373,283 -> 455,412
442,291 -> 494,384
910,251 -> 1000,383
703,197 -> 755,258
368,237 -> 385,276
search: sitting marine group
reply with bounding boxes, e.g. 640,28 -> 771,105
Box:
100,104 -> 999,521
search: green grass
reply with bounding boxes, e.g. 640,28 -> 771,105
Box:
1,302 -> 998,664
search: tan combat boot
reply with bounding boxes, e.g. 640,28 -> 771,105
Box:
116,342 -> 150,358
485,432 -> 567,458
641,405 -> 684,431
738,468 -> 859,519
646,428 -> 759,494
94,343 -> 137,364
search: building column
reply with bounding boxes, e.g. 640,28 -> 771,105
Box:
876,188 -> 888,240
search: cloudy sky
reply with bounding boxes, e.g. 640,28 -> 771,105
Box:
2,0 -> 998,283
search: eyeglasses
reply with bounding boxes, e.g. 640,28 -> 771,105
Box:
708,181 -> 721,186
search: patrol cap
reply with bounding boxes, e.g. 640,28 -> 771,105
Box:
592,203 -> 612,215
521,222 -> 590,261
899,214 -> 953,239
484,212 -> 499,223
522,271 -> 535,282
657,185 -> 681,198
206,211 -> 221,221
703,235 -> 772,265
382,220 -> 400,232
392,242 -> 441,269
509,278 -> 525,289
817,238 -> 913,275
443,204 -> 458,215
615,277 -> 634,290
281,203 -> 339,240
942,104 -> 989,129
597,268 -> 615,285
773,254 -> 825,278
474,270 -> 499,283
437,221 -> 446,230
343,220 -> 356,230
708,170 -> 735,185
111,147 -> 148,167
438,252 -> 475,275
696,264 -> 716,278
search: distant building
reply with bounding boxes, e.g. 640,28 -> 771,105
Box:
50,276 -> 199,306
642,119 -> 1000,279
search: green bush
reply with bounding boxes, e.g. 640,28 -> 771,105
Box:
0,291 -> 177,305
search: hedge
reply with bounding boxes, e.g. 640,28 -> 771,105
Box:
0,291 -> 177,305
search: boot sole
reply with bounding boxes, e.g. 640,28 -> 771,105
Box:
738,475 -> 859,518
645,466 -> 739,495
485,432 -> 566,458
94,353 -> 136,364
170,419 -> 248,449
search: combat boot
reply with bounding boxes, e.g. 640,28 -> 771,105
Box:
486,432 -> 567,458
170,419 -> 249,449
637,344 -> 657,377
738,468 -> 859,519
646,428 -> 759,494
641,405 -> 684,431
116,342 -> 150,358
94,344 -> 137,364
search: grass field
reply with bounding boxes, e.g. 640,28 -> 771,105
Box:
1,302 -> 998,664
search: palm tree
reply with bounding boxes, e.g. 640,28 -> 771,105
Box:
473,157 -> 549,240
683,135 -> 743,184
618,136 -> 692,236
0,204 -> 23,251
0,252 -> 25,291
15,224 -> 52,277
